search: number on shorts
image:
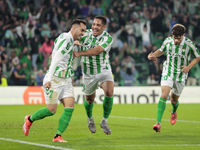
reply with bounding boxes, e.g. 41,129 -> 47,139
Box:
164,75 -> 168,80
49,90 -> 53,98
83,84 -> 85,91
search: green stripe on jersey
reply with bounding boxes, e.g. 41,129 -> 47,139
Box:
89,37 -> 97,75
168,43 -> 173,77
96,55 -> 101,74
54,66 -> 59,74
106,36 -> 112,44
55,38 -> 58,44
83,56 -> 87,74
89,56 -> 94,75
173,45 -> 179,80
101,43 -> 107,48
58,39 -> 66,50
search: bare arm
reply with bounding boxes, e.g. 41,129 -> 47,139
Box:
74,45 -> 105,57
148,49 -> 165,61
181,57 -> 200,73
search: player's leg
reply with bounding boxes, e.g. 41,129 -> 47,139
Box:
153,85 -> 171,132
23,76 -> 60,136
83,74 -> 98,133
99,81 -> 114,135
170,92 -> 179,125
100,81 -> 114,120
53,78 -> 75,142
84,93 -> 96,133
170,82 -> 183,125
53,97 -> 74,142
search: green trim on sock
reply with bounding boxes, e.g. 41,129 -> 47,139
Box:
56,108 -> 74,135
103,96 -> 113,119
30,107 -> 55,122
84,100 -> 94,118
172,101 -> 179,113
156,97 -> 167,123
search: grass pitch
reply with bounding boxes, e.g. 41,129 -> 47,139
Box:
0,104 -> 200,150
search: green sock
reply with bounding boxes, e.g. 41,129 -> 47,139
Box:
156,97 -> 167,123
30,107 -> 55,122
84,100 -> 93,118
172,101 -> 179,114
103,96 -> 113,119
56,108 -> 74,135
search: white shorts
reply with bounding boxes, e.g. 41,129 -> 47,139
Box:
43,75 -> 74,104
161,75 -> 184,96
83,70 -> 114,95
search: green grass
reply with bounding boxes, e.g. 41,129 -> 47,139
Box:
0,104 -> 200,150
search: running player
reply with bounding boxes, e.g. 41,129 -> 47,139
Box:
74,15 -> 114,135
148,24 -> 200,132
23,19 -> 86,142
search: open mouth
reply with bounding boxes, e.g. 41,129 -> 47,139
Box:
93,29 -> 98,34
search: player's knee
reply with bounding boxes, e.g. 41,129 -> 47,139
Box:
161,93 -> 168,100
170,98 -> 177,105
48,107 -> 57,114
105,90 -> 113,97
86,99 -> 94,104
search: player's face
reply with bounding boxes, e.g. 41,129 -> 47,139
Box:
74,23 -> 86,41
172,34 -> 184,45
92,19 -> 106,37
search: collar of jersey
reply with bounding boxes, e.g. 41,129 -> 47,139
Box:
92,31 -> 105,40
172,36 -> 185,46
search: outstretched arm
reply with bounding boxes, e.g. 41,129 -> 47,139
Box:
74,45 -> 104,57
148,49 -> 165,61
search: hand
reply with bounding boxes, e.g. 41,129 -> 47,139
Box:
44,81 -> 51,89
181,66 -> 190,73
21,75 -> 26,78
148,52 -> 157,61
73,51 -> 80,58
74,40 -> 82,46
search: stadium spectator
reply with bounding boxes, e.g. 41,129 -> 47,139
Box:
36,69 -> 44,86
0,71 -> 8,86
39,35 -> 53,71
9,64 -> 25,85
140,21 -> 151,47
30,37 -> 39,70
120,65 -> 137,86
0,45 -> 8,72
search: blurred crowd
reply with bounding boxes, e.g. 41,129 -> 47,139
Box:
0,0 -> 200,86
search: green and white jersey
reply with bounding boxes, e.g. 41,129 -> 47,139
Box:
160,36 -> 200,83
79,29 -> 113,75
46,32 -> 74,82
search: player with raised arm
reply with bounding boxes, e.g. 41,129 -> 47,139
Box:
23,19 -> 86,142
74,15 -> 114,135
148,24 -> 200,132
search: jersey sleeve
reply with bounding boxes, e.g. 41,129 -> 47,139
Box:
190,42 -> 200,58
98,35 -> 113,52
45,36 -> 73,82
159,38 -> 169,53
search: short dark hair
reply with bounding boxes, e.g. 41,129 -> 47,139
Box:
94,15 -> 107,25
71,19 -> 86,26
172,24 -> 186,37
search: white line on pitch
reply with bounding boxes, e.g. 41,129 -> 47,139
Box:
86,144 -> 200,147
110,116 -> 200,123
0,138 -> 74,150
